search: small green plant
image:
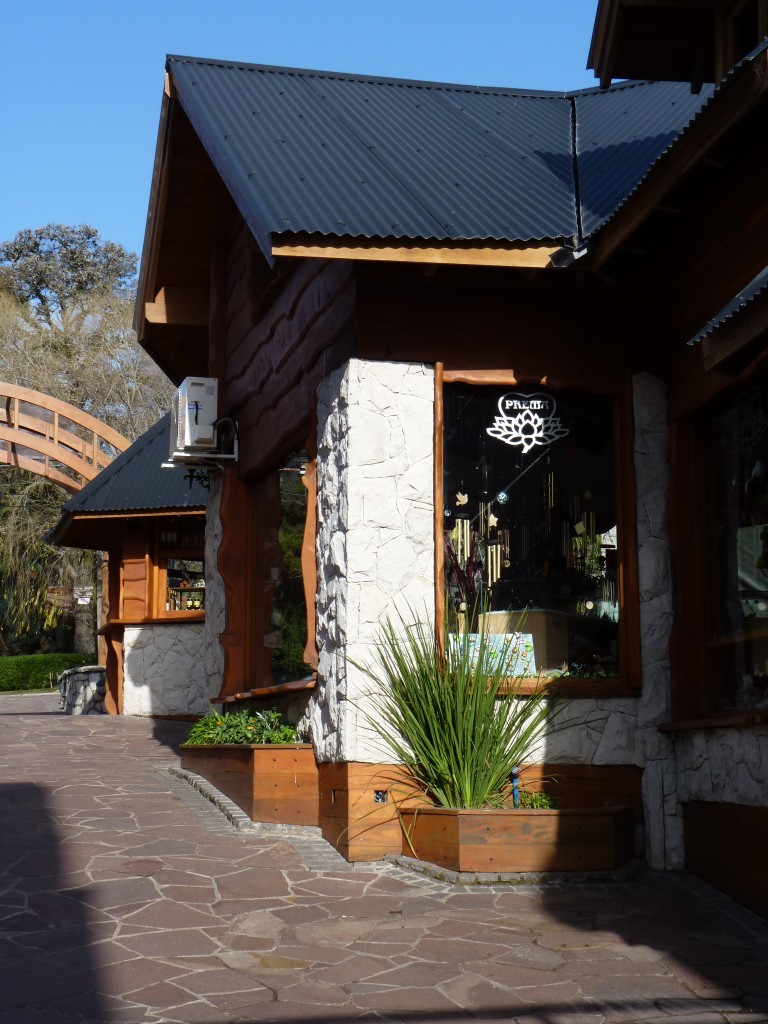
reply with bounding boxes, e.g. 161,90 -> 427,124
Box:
183,707 -> 297,746
517,788 -> 558,809
357,607 -> 570,810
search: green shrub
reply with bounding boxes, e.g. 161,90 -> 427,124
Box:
183,707 -> 297,746
0,653 -> 97,692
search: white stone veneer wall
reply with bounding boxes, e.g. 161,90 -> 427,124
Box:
122,622 -> 209,716
308,359 -> 435,762
122,480 -> 225,717
676,727 -> 768,805
632,373 -> 679,868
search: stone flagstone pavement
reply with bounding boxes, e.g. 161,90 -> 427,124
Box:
1,693 -> 768,1024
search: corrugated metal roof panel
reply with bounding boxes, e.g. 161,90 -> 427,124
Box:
163,57 -> 734,253
688,265 -> 768,346
168,57 -> 579,245
62,415 -> 207,516
576,79 -> 714,237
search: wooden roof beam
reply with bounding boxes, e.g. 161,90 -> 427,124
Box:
144,286 -> 209,327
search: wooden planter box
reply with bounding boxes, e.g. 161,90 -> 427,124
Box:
399,804 -> 634,873
180,744 -> 319,826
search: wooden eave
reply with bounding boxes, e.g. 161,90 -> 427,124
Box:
52,508 -> 205,551
589,0 -> 716,87
271,234 -> 560,270
585,46 -> 768,272
134,82 -> 234,384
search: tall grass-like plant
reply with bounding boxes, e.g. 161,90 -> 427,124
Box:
359,610 -> 566,810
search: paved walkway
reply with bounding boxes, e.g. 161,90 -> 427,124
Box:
1,693 -> 768,1024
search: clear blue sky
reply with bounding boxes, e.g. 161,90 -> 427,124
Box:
0,2 -> 599,262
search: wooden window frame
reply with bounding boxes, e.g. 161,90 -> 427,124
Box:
433,364 -> 641,698
152,521 -> 206,622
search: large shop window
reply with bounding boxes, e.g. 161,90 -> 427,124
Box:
443,384 -> 620,681
704,384 -> 768,711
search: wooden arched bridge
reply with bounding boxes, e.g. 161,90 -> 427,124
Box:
0,383 -> 130,494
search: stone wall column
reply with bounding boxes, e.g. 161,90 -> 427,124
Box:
309,359 -> 435,763
632,372 -> 682,869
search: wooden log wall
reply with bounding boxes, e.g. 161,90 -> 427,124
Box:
211,224 -> 356,480
209,222 -> 356,695
684,801 -> 768,919
354,266 -> 653,387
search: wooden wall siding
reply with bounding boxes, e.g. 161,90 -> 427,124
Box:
120,531 -> 149,621
399,805 -> 635,873
684,801 -> 768,920
644,136 -> 768,346
355,268 -> 654,386
214,224 -> 357,479
318,763 -> 420,862
180,745 -> 320,826
518,764 -> 643,820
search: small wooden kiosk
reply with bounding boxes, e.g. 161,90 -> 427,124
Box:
50,415 -> 210,716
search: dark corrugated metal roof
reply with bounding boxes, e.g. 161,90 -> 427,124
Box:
574,80 -> 714,237
60,415 -> 207,516
688,265 -> 768,346
167,57 -> 711,250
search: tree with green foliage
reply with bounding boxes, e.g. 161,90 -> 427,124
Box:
0,224 -> 135,333
0,224 -> 174,653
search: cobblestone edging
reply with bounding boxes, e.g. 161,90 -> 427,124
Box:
57,664 -> 107,715
386,853 -> 646,888
169,766 -> 659,890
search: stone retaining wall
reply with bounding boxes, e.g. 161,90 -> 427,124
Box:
58,665 -> 107,715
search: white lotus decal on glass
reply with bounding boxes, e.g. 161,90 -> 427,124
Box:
486,393 -> 569,453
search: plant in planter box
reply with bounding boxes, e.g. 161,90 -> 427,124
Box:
358,607 -> 566,810
357,609 -> 635,872
183,707 -> 297,746
180,707 -> 318,827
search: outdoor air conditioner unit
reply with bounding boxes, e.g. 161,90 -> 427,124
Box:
169,377 -> 218,457
166,376 -> 238,468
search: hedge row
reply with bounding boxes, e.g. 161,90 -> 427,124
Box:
0,653 -> 97,692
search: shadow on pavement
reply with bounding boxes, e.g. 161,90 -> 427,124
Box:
0,782 -> 109,1023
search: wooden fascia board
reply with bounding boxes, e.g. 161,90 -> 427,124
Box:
67,509 -> 206,523
271,237 -> 559,269
588,49 -> 768,270
134,88 -> 174,338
